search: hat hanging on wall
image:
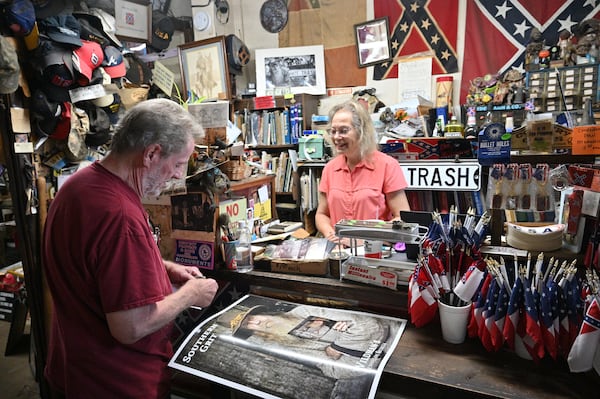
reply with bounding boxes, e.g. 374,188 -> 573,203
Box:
215,0 -> 230,24
260,0 -> 288,33
149,11 -> 175,52
226,34 -> 250,75
32,0 -> 67,19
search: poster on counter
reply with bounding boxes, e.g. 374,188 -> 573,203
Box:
169,294 -> 407,399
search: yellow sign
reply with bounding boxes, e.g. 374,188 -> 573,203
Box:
254,199 -> 272,221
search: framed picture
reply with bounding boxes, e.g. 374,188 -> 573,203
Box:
114,0 -> 152,43
178,36 -> 231,102
255,45 -> 326,97
354,17 -> 392,68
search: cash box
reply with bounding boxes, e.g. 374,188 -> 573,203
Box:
298,133 -> 325,160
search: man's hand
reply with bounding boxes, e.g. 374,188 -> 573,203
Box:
164,260 -> 203,283
186,277 -> 218,308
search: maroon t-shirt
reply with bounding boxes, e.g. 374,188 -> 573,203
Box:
43,162 -> 173,398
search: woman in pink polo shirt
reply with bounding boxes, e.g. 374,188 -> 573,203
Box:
316,100 -> 410,246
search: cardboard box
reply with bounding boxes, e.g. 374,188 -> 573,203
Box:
270,259 -> 328,276
298,135 -> 324,160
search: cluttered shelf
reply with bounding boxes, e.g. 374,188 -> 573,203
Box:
509,153 -> 598,164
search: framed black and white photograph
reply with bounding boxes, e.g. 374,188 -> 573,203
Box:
354,17 -> 392,68
114,0 -> 152,43
255,45 -> 326,97
178,36 -> 231,102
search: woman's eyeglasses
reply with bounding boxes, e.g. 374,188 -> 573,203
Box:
327,126 -> 353,136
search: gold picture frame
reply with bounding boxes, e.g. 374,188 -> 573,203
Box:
178,36 -> 231,102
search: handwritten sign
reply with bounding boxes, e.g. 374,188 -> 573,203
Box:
572,125 -> 600,155
152,61 -> 175,96
397,57 -> 432,102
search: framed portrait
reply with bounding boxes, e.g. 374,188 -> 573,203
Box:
255,45 -> 326,97
354,17 -> 393,68
114,0 -> 152,43
178,36 -> 231,102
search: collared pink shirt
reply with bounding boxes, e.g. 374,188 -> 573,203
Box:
319,150 -> 408,228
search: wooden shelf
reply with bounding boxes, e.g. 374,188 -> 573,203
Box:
509,153 -> 598,164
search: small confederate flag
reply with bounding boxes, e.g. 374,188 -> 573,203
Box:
568,296 -> 600,372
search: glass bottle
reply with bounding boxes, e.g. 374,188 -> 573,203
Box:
464,108 -> 478,139
444,115 -> 464,138
234,220 -> 253,272
581,97 -> 595,126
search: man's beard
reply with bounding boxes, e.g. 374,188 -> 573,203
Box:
143,170 -> 166,198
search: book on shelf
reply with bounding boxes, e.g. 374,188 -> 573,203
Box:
267,221 -> 303,235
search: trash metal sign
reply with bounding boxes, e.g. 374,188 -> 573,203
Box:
400,161 -> 481,191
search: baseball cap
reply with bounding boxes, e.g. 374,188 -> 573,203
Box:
84,106 -> 111,147
87,8 -> 122,48
149,11 -> 174,51
4,0 -> 35,36
32,99 -> 70,140
51,102 -> 71,140
92,92 -> 121,124
36,39 -> 75,88
0,34 -> 20,94
30,88 -> 61,120
23,22 -> 40,51
38,15 -> 82,48
31,0 -> 67,19
65,104 -> 90,161
102,46 -> 126,78
76,16 -> 109,48
72,39 -> 104,86
124,53 -> 152,84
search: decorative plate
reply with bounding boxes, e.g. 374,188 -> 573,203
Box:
260,0 -> 288,33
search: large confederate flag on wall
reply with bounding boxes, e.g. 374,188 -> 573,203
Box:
373,0 -> 460,79
461,0 -> 600,102
375,0 -> 600,103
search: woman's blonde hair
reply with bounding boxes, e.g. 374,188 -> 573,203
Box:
326,100 -> 378,160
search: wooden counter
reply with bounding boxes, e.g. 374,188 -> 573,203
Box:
172,270 -> 600,399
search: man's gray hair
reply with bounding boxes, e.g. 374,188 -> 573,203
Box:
110,98 -> 205,157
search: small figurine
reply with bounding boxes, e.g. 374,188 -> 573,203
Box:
572,19 -> 600,58
525,27 -> 545,70
558,29 -> 575,66
379,107 -> 396,130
